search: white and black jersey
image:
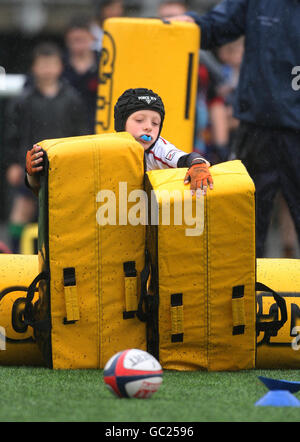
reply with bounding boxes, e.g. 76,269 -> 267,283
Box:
145,137 -> 209,171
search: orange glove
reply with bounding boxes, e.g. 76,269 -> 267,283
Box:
26,144 -> 44,176
184,160 -> 213,196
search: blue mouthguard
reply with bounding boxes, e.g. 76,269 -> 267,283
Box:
140,135 -> 152,142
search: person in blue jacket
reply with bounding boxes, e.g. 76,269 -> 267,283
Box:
169,0 -> 300,257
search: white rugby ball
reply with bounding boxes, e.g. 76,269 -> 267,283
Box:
103,349 -> 163,398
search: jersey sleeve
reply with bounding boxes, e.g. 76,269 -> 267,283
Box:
145,137 -> 187,171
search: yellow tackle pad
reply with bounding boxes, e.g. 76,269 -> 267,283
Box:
96,17 -> 199,153
25,132 -> 147,369
144,160 -> 257,371
0,254 -> 44,366
256,258 -> 300,369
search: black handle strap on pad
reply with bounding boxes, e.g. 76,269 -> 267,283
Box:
136,250 -> 151,322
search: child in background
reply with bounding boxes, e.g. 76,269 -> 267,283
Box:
26,88 -> 213,197
5,42 -> 88,252
62,16 -> 99,134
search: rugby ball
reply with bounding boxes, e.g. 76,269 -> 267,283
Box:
103,349 -> 163,398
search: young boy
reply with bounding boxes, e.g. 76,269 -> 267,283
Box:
26,88 -> 213,196
114,88 -> 213,196
62,16 -> 99,134
5,42 -> 89,251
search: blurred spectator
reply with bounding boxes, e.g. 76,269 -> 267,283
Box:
157,0 -> 188,18
278,193 -> 298,258
195,63 -> 229,164
4,42 -> 88,253
217,37 -> 244,149
90,0 -> 124,52
218,36 -> 297,258
62,16 -> 99,134
157,0 -> 229,164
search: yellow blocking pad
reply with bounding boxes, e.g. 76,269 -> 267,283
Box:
145,160 -> 256,371
36,133 -> 147,369
96,18 -> 200,153
256,258 -> 300,369
20,223 -> 38,255
0,254 -> 44,366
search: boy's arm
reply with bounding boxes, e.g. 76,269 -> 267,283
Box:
172,0 -> 248,49
177,152 -> 209,168
25,174 -> 40,197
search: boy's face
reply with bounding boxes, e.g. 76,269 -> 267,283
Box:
125,110 -> 161,150
32,55 -> 63,83
66,28 -> 94,55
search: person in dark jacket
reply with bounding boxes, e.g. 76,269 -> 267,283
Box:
4,42 -> 89,252
169,0 -> 300,257
62,16 -> 99,135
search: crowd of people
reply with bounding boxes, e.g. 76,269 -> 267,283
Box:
0,0 -> 298,259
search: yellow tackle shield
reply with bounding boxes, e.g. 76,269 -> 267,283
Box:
0,254 -> 44,366
144,160 -> 257,371
96,18 -> 199,153
256,258 -> 300,369
26,133 -> 147,369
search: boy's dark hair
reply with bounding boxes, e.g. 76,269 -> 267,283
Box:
93,0 -> 123,15
65,15 -> 93,34
31,42 -> 63,63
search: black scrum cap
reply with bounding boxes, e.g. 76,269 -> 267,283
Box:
114,88 -> 165,135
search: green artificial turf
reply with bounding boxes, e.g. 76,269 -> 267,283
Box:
0,367 -> 300,422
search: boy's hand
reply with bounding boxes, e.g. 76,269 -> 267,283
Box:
184,161 -> 213,197
26,144 -> 44,175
